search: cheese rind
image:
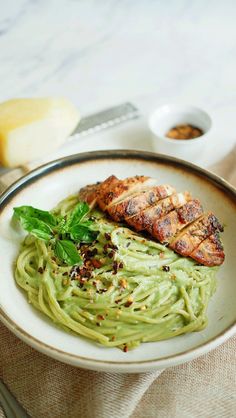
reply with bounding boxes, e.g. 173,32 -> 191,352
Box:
0,98 -> 80,167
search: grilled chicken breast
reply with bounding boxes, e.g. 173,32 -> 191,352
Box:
79,175 -> 224,266
152,199 -> 204,243
127,192 -> 191,233
170,212 -> 223,255
107,184 -> 175,222
190,232 -> 225,266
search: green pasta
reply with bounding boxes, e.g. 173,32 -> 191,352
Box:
15,195 -> 218,351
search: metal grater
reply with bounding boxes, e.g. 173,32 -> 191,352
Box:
0,102 -> 140,194
71,102 -> 140,138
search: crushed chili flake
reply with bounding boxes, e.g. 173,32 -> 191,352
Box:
123,345 -> 128,353
91,259 -> 102,269
98,288 -> 107,294
112,261 -> 118,274
166,124 -> 204,140
62,272 -> 68,276
97,314 -> 105,321
115,299 -> 122,304
112,261 -> 124,274
108,250 -> 115,259
86,248 -> 98,258
38,267 -> 44,274
124,297 -> 133,307
104,233 -> 111,241
103,243 -> 110,253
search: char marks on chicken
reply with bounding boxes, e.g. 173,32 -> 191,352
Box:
79,175 -> 224,266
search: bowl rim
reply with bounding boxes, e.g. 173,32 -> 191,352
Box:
0,149 -> 235,371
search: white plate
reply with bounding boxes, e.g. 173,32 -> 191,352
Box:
0,150 -> 235,373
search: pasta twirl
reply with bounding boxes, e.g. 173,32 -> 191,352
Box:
15,195 -> 218,351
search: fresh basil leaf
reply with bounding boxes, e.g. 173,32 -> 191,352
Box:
56,217 -> 67,234
79,220 -> 93,228
69,225 -> 97,243
14,206 -> 57,227
65,202 -> 90,229
54,240 -> 83,265
19,217 -> 53,240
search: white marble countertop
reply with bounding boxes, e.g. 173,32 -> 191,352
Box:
0,0 -> 236,169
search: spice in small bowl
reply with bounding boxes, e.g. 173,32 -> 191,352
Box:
166,124 -> 204,140
148,104 -> 212,162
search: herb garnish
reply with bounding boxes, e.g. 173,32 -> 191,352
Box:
13,202 -> 97,266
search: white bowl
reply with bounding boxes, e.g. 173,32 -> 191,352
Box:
149,104 -> 212,162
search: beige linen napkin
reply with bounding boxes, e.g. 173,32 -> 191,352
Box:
0,147 -> 235,418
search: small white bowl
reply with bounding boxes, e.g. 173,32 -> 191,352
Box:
149,104 -> 212,162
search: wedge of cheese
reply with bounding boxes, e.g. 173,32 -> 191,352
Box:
0,98 -> 80,167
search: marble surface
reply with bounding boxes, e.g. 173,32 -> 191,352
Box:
0,0 -> 236,170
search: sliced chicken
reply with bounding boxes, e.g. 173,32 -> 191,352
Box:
127,192 -> 191,233
190,232 -> 225,266
107,184 -> 175,222
170,212 -> 223,256
152,199 -> 204,243
79,183 -> 100,207
98,176 -> 161,211
79,175 -> 224,266
80,175 -> 162,211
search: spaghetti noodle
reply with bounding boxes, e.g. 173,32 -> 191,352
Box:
15,195 -> 218,351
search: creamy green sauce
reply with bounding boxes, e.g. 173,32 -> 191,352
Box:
15,195 -> 217,351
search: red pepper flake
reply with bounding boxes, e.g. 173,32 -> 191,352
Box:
124,301 -> 133,307
108,250 -> 115,259
112,261 -> 118,274
123,345 -> 128,353
105,233 -> 111,241
111,336 -> 116,341
62,272 -> 68,276
111,244 -> 118,251
115,299 -> 121,304
103,243 -> 110,253
85,248 -> 98,258
98,288 -> 107,294
97,314 -> 105,321
38,267 -> 44,274
91,259 -> 102,269
124,297 -> 133,307
112,261 -> 123,274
